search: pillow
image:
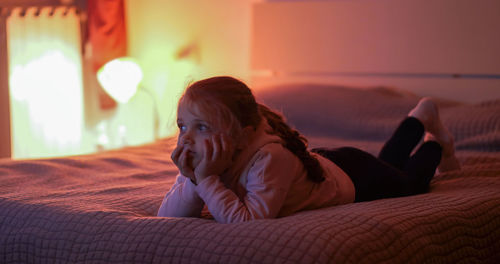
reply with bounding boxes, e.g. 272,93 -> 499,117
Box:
254,83 -> 500,152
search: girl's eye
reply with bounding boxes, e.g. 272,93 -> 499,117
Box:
198,124 -> 209,132
178,124 -> 187,132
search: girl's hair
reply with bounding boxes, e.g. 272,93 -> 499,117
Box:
181,76 -> 325,183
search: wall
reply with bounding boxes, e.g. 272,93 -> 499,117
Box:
124,0 -> 254,138
251,0 -> 500,102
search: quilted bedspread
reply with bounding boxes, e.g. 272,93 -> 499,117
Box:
1,84 -> 499,263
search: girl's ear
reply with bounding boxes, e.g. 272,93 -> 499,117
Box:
236,126 -> 255,149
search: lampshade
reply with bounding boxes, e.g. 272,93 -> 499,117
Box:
96,57 -> 143,104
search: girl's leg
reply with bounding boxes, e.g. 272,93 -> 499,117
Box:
424,133 -> 460,173
314,98 -> 459,202
378,117 -> 424,170
313,147 -> 437,202
403,141 -> 442,193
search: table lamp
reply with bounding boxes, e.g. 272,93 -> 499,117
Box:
96,57 -> 143,104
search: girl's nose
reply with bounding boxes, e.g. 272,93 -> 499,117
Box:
181,133 -> 192,145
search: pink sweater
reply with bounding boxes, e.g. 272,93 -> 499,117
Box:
157,120 -> 355,223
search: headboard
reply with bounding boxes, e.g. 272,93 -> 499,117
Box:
251,0 -> 500,103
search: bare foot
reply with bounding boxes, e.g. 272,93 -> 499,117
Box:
409,97 -> 461,172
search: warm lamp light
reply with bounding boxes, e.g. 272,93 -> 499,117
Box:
96,57 -> 143,104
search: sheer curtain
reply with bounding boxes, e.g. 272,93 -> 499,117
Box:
7,7 -> 85,159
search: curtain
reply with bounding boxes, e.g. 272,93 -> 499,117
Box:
87,0 -> 128,109
7,7 -> 85,159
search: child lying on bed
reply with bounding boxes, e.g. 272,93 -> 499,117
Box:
157,76 -> 460,223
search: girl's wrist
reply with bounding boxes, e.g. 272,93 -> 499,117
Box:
195,173 -> 208,184
195,173 -> 216,185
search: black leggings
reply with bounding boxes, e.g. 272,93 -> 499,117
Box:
312,117 -> 442,202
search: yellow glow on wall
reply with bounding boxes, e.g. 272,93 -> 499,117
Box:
7,7 -> 85,159
125,0 -> 253,138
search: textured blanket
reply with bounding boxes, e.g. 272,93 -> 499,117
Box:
1,84 -> 499,263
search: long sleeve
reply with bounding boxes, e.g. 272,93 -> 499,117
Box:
194,147 -> 301,223
157,174 -> 205,217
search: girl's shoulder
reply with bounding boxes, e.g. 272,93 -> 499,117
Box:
250,142 -> 302,170
244,142 -> 304,184
257,142 -> 295,157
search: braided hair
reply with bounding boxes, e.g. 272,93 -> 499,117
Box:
258,104 -> 325,183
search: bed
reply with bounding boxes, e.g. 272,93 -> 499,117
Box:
2,0 -> 500,263
1,83 -> 500,263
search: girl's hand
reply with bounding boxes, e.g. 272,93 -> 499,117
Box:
171,144 -> 196,183
194,134 -> 234,183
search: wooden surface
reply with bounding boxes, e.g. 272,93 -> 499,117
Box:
0,13 -> 11,158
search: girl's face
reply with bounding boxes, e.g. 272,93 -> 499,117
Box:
176,102 -> 228,169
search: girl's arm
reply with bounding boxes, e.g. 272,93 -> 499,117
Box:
157,173 -> 205,217
194,145 -> 300,223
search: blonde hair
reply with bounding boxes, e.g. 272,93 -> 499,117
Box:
179,76 -> 325,183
